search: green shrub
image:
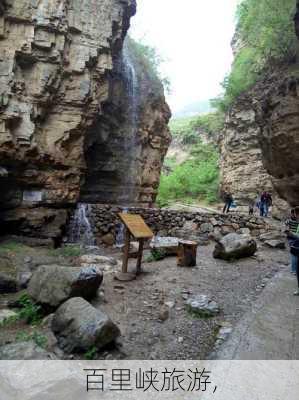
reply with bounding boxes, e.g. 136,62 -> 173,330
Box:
16,294 -> 43,325
127,37 -> 171,93
50,245 -> 83,258
16,331 -> 48,348
84,346 -> 98,360
157,143 -> 220,207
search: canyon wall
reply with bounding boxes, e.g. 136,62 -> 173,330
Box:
81,38 -> 171,206
219,96 -> 288,216
0,0 -> 171,242
219,6 -> 299,214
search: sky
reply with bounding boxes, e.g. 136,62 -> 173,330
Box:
130,0 -> 240,115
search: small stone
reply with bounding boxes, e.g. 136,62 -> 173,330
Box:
178,337 -> 184,343
187,295 -> 220,317
165,301 -> 175,309
158,307 -> 169,322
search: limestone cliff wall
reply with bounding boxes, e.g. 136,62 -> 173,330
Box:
219,97 -> 288,216
81,38 -> 171,206
257,67 -> 299,207
0,1 -> 171,241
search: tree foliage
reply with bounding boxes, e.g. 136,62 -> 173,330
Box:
215,0 -> 297,111
127,37 -> 171,93
157,142 -> 219,206
170,112 -> 224,145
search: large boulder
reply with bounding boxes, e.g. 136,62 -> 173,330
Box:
52,297 -> 120,353
28,265 -> 103,309
0,341 -> 57,360
150,237 -> 179,257
213,233 -> 257,260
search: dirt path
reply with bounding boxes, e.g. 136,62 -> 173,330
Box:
93,244 -> 289,360
0,239 -> 290,360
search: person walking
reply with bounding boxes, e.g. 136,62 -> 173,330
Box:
285,206 -> 299,295
286,209 -> 299,275
222,190 -> 233,214
248,199 -> 255,216
260,191 -> 272,217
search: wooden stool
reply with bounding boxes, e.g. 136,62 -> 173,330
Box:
177,240 -> 198,267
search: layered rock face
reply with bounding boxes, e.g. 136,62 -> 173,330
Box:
81,38 -> 171,206
0,1 -> 171,241
220,5 -> 299,210
257,68 -> 299,207
219,97 -> 288,215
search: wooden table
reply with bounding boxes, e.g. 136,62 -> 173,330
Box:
116,213 -> 154,281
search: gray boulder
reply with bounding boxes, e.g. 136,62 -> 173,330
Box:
213,233 -> 257,260
28,265 -> 103,308
0,341 -> 57,360
52,297 -> 120,353
186,295 -> 219,317
264,240 -> 286,249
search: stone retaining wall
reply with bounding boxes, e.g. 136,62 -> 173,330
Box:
85,205 -> 276,246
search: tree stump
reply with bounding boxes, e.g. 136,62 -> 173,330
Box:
177,240 -> 198,267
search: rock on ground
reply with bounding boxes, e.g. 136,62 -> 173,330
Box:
186,295 -> 220,317
0,310 -> 18,324
52,297 -> 120,353
213,233 -> 257,260
0,341 -> 57,360
28,265 -> 103,308
150,237 -> 179,257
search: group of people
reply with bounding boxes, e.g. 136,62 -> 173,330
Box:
222,190 -> 273,218
286,207 -> 299,296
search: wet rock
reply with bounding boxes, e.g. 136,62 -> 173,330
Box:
28,265 -> 103,309
0,273 -> 17,294
186,295 -> 219,317
52,297 -> 120,353
213,233 -> 257,260
0,341 -> 57,360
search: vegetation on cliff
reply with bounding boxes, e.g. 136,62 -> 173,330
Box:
127,37 -> 171,92
215,0 -> 297,111
157,113 -> 221,206
170,112 -> 224,145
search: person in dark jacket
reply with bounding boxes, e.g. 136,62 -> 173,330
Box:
260,191 -> 272,217
285,206 -> 299,295
222,190 -> 233,214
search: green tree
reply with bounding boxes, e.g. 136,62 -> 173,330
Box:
215,0 -> 297,111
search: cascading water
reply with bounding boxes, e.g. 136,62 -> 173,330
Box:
120,39 -> 140,204
68,203 -> 95,246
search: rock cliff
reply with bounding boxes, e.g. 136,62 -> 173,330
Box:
0,1 -> 171,242
81,38 -> 171,206
219,5 -> 299,214
219,97 -> 288,215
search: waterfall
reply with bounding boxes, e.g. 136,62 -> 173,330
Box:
115,207 -> 128,248
68,203 -> 95,246
120,39 -> 140,204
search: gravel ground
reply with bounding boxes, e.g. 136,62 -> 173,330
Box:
92,243 -> 289,360
0,240 -> 290,360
